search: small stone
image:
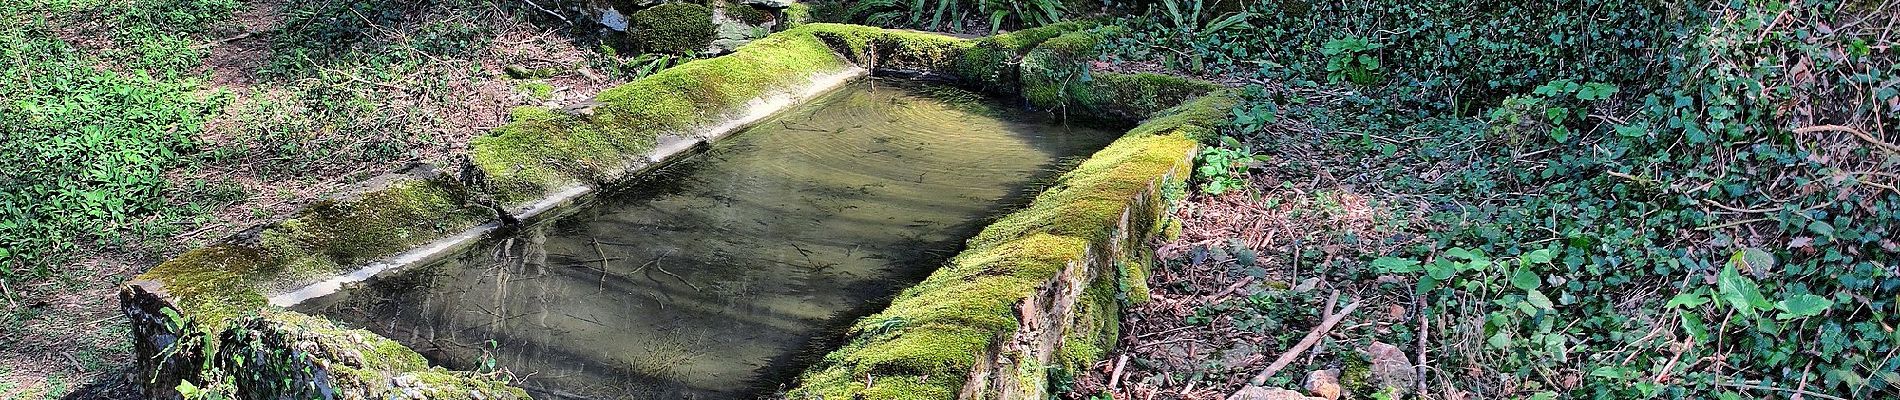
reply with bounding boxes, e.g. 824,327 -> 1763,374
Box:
1364,342 -> 1417,397
600,8 -> 629,31
736,0 -> 793,8
1227,386 -> 1322,400
1303,368 -> 1341,400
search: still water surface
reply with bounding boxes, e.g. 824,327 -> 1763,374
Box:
296,79 -> 1119,399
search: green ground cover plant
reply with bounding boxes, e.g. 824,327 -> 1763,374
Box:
1080,1 -> 1900,398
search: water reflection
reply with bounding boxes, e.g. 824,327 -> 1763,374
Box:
296,79 -> 1120,399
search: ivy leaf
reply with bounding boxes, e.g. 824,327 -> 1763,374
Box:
1665,291 -> 1709,309
1737,247 -> 1774,275
1425,258 -> 1458,280
1614,123 -> 1648,137
1510,268 -> 1541,291
1808,221 -> 1835,238
1717,261 -> 1770,316
1775,294 -> 1834,319
1681,312 -> 1709,342
1575,82 -> 1618,101
1525,289 -> 1555,310
1523,248 -> 1554,264
1371,257 -> 1421,273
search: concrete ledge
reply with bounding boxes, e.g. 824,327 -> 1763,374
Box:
785,92 -> 1240,400
121,25 -> 881,400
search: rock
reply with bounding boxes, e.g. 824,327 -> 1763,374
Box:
1364,341 -> 1417,397
737,0 -> 794,8
708,6 -> 774,54
599,7 -> 629,31
1303,368 -> 1342,400
1227,386 -> 1325,400
614,0 -> 666,9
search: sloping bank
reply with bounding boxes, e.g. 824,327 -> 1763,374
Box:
118,21 -> 1229,400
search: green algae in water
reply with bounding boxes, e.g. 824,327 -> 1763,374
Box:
293,79 -> 1121,400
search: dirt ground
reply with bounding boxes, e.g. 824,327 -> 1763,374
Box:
1070,180 -> 1436,400
0,1 -> 631,397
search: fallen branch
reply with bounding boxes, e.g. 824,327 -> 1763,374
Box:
1306,289 -> 1340,365
1711,380 -> 1846,400
1107,353 -> 1131,391
1249,300 -> 1362,386
1794,124 -> 1900,155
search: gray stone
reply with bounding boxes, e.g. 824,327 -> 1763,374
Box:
707,8 -> 773,53
737,0 -> 794,8
1227,386 -> 1324,400
1364,341 -> 1418,397
599,7 -> 629,31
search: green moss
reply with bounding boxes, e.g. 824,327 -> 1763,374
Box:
802,23 -> 970,73
790,81 -> 1236,397
473,26 -> 854,203
782,3 -> 811,27
632,3 -> 716,54
952,21 -> 1095,93
220,311 -> 526,399
1125,90 -> 1241,139
1017,28 -> 1221,123
1072,72 -> 1221,120
1060,272 -> 1122,371
141,244 -> 273,330
967,133 -> 1197,248
789,234 -> 1088,397
725,2 -> 774,25
263,180 -> 483,274
137,179 -> 484,336
517,80 -> 554,101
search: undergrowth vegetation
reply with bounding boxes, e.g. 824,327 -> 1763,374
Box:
1098,1 -> 1900,398
0,0 -> 236,284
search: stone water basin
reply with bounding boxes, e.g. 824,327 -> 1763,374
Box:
293,78 -> 1120,399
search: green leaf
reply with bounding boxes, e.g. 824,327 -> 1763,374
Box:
1665,291 -> 1709,309
1425,258 -> 1457,280
1775,294 -> 1833,319
1575,82 -> 1618,101
1614,123 -> 1648,137
1523,248 -> 1554,264
1525,289 -> 1554,310
1737,248 -> 1775,272
1717,261 -> 1770,316
1510,268 -> 1541,291
1681,312 -> 1709,342
1486,331 -> 1512,349
1370,257 -> 1420,273
1808,221 -> 1835,237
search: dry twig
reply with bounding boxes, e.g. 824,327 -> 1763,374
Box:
1249,300 -> 1362,386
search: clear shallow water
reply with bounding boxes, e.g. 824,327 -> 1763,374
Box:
295,79 -> 1119,399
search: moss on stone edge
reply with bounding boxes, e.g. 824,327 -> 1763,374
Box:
953,21 -> 1095,93
135,178 -> 484,331
471,24 -> 860,203
1020,28 -> 1221,122
801,23 -> 970,74
218,311 -> 526,399
786,91 -> 1239,399
782,3 -> 812,27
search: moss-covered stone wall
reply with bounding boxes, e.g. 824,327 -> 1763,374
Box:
785,93 -> 1240,399
120,21 -> 1230,400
